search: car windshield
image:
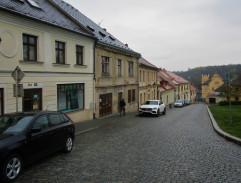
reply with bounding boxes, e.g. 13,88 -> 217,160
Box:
144,101 -> 158,105
176,100 -> 183,103
0,115 -> 33,133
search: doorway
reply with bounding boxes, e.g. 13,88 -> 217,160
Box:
118,92 -> 123,113
99,93 -> 112,117
0,88 -> 3,115
23,89 -> 42,112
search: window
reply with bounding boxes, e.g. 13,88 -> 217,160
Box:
132,89 -> 135,102
23,34 -> 37,61
118,59 -> 121,76
140,71 -> 142,82
236,88 -> 239,92
55,41 -> 65,64
33,115 -> 49,129
128,90 -> 131,103
128,62 -> 134,77
57,83 -> 84,111
76,45 -> 83,65
143,71 -> 145,81
0,89 -> 3,115
49,113 -> 64,125
102,56 -> 109,75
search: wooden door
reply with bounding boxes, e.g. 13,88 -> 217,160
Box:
99,93 -> 112,117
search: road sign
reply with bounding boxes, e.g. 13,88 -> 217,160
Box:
226,87 -> 232,91
13,84 -> 23,97
11,66 -> 25,82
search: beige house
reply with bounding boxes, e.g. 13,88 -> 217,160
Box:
0,0 -> 96,122
190,85 -> 197,103
139,57 -> 158,106
55,0 -> 141,118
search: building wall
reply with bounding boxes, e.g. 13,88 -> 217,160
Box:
177,83 -> 191,101
231,85 -> 241,101
0,11 -> 95,122
139,65 -> 158,106
95,45 -> 139,118
160,89 -> 175,106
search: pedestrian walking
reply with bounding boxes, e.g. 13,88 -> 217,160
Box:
120,98 -> 126,117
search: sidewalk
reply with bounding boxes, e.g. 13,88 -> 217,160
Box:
75,111 -> 138,135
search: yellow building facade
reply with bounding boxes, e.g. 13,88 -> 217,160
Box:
201,74 -> 224,101
139,58 -> 158,106
0,4 -> 95,122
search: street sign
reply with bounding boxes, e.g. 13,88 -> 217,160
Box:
226,87 -> 232,91
11,66 -> 25,82
13,84 -> 23,97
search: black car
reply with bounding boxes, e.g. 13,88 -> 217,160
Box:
0,111 -> 75,182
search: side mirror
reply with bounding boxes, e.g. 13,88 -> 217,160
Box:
31,127 -> 41,133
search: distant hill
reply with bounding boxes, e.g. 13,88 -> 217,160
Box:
173,64 -> 241,90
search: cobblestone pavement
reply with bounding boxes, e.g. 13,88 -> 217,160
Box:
16,104 -> 241,183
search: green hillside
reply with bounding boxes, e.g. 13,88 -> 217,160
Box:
174,64 -> 241,90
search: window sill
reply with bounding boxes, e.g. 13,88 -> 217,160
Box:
62,108 -> 84,114
53,63 -> 70,66
19,60 -> 44,64
102,73 -> 110,76
74,64 -> 88,68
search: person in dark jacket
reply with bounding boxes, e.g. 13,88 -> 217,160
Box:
119,98 -> 126,116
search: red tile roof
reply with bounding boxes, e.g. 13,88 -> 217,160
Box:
159,68 -> 189,85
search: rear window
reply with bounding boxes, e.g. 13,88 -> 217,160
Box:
0,115 -> 33,133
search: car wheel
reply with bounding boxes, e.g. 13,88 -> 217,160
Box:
63,136 -> 73,153
1,154 -> 22,182
156,110 -> 160,117
162,108 -> 166,115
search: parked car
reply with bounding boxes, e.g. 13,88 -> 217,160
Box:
185,99 -> 191,105
139,100 -> 166,117
0,111 -> 75,183
174,100 -> 184,107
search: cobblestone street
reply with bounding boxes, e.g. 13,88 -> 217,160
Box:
16,104 -> 241,183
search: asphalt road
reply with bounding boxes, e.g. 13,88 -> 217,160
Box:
16,103 -> 241,183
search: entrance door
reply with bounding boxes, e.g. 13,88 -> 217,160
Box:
99,93 -> 112,117
0,88 -> 3,115
23,89 -> 42,112
118,92 -> 122,113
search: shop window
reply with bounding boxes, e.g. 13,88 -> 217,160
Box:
57,83 -> 84,111
23,89 -> 42,112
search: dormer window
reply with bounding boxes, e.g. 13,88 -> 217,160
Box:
109,35 -> 115,41
87,25 -> 95,32
99,31 -> 106,37
26,0 -> 41,9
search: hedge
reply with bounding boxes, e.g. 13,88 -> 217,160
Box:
219,100 -> 241,106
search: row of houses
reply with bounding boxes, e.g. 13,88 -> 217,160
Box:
0,0 -> 197,122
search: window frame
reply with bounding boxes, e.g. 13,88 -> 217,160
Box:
23,34 -> 37,61
101,56 -> 110,75
117,59 -> 122,76
76,45 -> 84,65
55,41 -> 65,64
128,90 -> 131,103
128,62 -> 134,77
132,89 -> 135,102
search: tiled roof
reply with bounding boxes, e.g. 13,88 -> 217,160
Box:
0,0 -> 93,37
139,57 -> 158,69
165,71 -> 189,84
159,69 -> 186,85
51,0 -> 140,56
190,85 -> 197,91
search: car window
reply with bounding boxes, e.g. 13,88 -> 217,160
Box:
3,116 -> 33,133
32,115 -> 49,129
144,101 -> 158,105
61,113 -> 70,122
49,113 -> 65,125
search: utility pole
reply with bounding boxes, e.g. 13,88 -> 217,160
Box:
226,74 -> 232,123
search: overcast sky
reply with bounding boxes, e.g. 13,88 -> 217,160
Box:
64,0 -> 241,71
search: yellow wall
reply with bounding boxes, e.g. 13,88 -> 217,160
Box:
95,45 -> 139,118
0,11 -> 95,122
161,89 -> 175,106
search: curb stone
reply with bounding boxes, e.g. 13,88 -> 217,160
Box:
206,106 -> 241,145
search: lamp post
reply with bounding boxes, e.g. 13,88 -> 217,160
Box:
153,82 -> 157,99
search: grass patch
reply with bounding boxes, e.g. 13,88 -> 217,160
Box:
209,105 -> 241,139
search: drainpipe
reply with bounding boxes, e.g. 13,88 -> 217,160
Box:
93,41 -> 96,119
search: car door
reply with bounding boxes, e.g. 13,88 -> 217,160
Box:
159,101 -> 164,112
27,114 -> 54,161
48,113 -> 67,150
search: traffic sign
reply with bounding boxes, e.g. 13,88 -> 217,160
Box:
11,66 -> 25,82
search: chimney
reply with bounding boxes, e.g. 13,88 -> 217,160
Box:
103,28 -> 106,31
125,44 -> 128,47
